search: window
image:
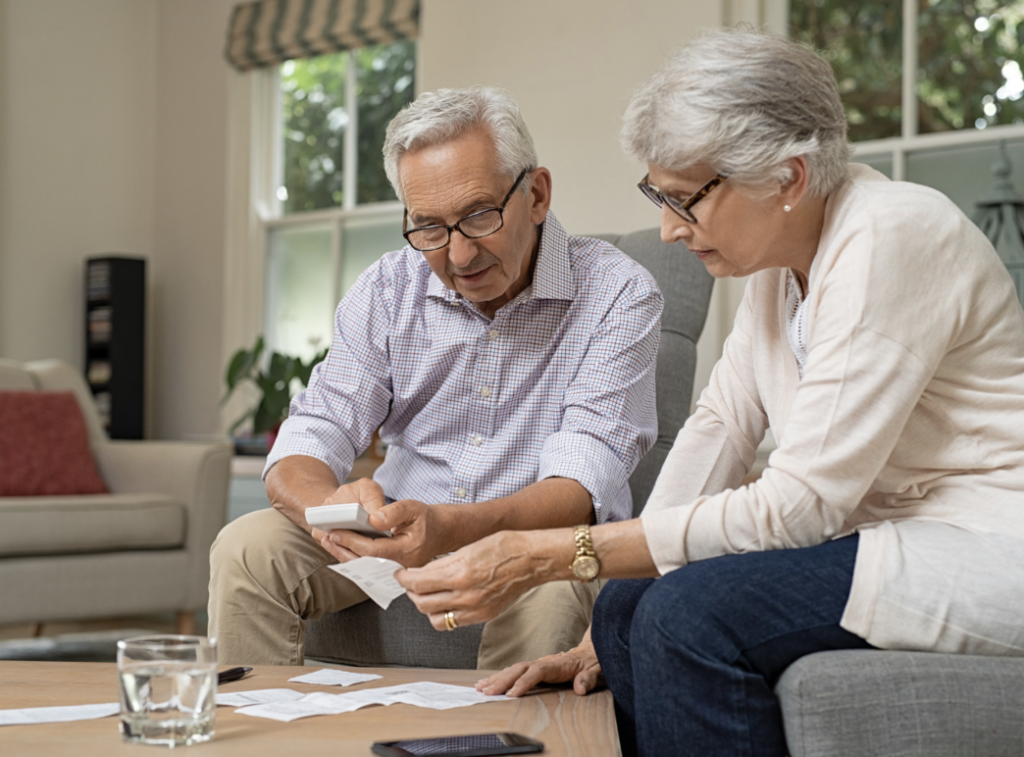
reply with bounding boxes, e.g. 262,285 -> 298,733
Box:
262,41 -> 416,361
788,1 -> 1024,185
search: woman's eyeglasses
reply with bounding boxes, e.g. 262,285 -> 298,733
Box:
638,173 -> 727,224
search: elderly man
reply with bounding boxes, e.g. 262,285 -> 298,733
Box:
208,86 -> 663,668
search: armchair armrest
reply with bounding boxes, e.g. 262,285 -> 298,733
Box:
93,440 -> 232,609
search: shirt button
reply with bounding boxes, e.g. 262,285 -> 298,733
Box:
471,434 -> 483,446
456,487 -> 467,498
488,329 -> 499,340
479,386 -> 491,398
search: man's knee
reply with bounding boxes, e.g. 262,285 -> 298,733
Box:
210,507 -> 319,596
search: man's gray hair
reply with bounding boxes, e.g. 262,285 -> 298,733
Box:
383,86 -> 537,203
620,28 -> 851,197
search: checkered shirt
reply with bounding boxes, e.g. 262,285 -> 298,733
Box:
266,212 -> 662,522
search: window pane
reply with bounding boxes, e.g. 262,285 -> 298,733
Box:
339,214 -> 406,296
354,41 -> 417,204
790,1 -> 903,141
265,224 -> 335,360
906,138 -> 1024,226
281,54 -> 349,214
918,1 -> 1024,133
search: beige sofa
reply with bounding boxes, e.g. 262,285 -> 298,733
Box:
0,358 -> 231,632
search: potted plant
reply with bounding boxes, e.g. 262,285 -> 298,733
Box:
222,335 -> 328,453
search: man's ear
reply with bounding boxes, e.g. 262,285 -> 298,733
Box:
527,167 -> 553,224
780,156 -> 811,210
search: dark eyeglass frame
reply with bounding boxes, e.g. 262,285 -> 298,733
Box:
402,168 -> 529,252
638,172 -> 727,224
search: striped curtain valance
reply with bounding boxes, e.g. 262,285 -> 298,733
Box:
225,0 -> 420,72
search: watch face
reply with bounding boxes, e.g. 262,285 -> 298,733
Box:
574,556 -> 600,581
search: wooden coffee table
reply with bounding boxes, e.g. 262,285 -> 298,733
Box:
0,661 -> 620,756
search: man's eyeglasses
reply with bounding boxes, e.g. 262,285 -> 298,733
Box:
403,169 -> 529,252
638,173 -> 727,224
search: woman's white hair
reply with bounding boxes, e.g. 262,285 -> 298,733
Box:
620,28 -> 851,197
383,86 -> 537,203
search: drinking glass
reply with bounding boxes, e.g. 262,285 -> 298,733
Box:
117,635 -> 217,746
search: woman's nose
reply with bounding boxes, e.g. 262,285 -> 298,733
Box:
660,205 -> 693,245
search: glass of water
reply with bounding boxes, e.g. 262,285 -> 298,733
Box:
117,635 -> 217,746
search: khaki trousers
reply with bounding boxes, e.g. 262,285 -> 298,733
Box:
208,508 -> 601,669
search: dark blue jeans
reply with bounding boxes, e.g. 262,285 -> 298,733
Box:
591,536 -> 873,757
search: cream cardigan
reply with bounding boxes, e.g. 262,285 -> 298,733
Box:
641,164 -> 1024,655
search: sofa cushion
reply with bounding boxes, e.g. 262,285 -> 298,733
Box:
0,391 -> 108,496
0,493 -> 186,557
777,650 -> 1024,757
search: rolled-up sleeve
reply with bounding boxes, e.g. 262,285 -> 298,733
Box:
264,263 -> 395,484
539,281 -> 662,522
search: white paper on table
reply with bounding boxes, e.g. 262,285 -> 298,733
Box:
215,688 -> 305,707
0,702 -> 120,726
287,669 -> 382,687
327,557 -> 406,610
235,682 -> 508,722
235,691 -> 379,722
379,682 -> 510,710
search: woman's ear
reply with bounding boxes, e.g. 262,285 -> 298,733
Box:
780,156 -> 811,210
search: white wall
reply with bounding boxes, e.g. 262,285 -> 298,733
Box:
0,0 -> 156,374
151,0 -> 236,441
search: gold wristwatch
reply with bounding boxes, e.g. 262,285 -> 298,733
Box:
570,524 -> 601,582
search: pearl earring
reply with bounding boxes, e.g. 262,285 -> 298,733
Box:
783,204 -> 792,213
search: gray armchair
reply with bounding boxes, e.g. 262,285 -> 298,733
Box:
0,358 -> 232,633
304,228 -> 716,668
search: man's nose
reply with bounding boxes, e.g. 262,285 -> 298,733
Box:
447,230 -> 478,269
660,205 -> 694,245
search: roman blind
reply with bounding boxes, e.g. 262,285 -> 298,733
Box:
225,0 -> 420,72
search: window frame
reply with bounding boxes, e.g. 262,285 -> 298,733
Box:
221,53 -> 409,432
263,52 -> 405,353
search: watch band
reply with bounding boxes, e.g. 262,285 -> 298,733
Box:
570,524 -> 601,582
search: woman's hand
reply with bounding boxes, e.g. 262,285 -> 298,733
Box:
396,529 -> 567,630
476,630 -> 602,698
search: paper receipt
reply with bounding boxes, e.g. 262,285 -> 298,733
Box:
327,556 -> 406,609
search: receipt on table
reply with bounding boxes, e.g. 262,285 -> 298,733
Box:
0,702 -> 120,726
236,682 -> 509,722
288,669 -> 382,687
215,689 -> 305,707
327,556 -> 406,609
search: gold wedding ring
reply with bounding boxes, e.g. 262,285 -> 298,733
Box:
444,610 -> 458,631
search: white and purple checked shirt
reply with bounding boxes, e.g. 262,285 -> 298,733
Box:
266,212 -> 662,523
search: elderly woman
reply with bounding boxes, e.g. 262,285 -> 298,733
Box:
396,28 -> 1024,756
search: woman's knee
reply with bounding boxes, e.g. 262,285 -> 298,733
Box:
630,561 -> 750,657
593,579 -> 656,655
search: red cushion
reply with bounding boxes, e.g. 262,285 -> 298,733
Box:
0,391 -> 108,496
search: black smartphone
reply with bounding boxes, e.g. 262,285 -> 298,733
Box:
370,732 -> 544,757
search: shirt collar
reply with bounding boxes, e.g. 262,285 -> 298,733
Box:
425,210 -> 574,303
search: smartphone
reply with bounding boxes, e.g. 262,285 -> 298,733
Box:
304,502 -> 392,538
370,732 -> 544,756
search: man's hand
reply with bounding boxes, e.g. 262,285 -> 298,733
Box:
306,477 -> 389,560
475,630 -> 603,698
319,494 -> 455,568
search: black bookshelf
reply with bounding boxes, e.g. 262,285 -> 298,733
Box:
85,257 -> 145,439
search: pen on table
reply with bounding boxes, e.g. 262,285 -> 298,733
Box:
218,666 -> 252,685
